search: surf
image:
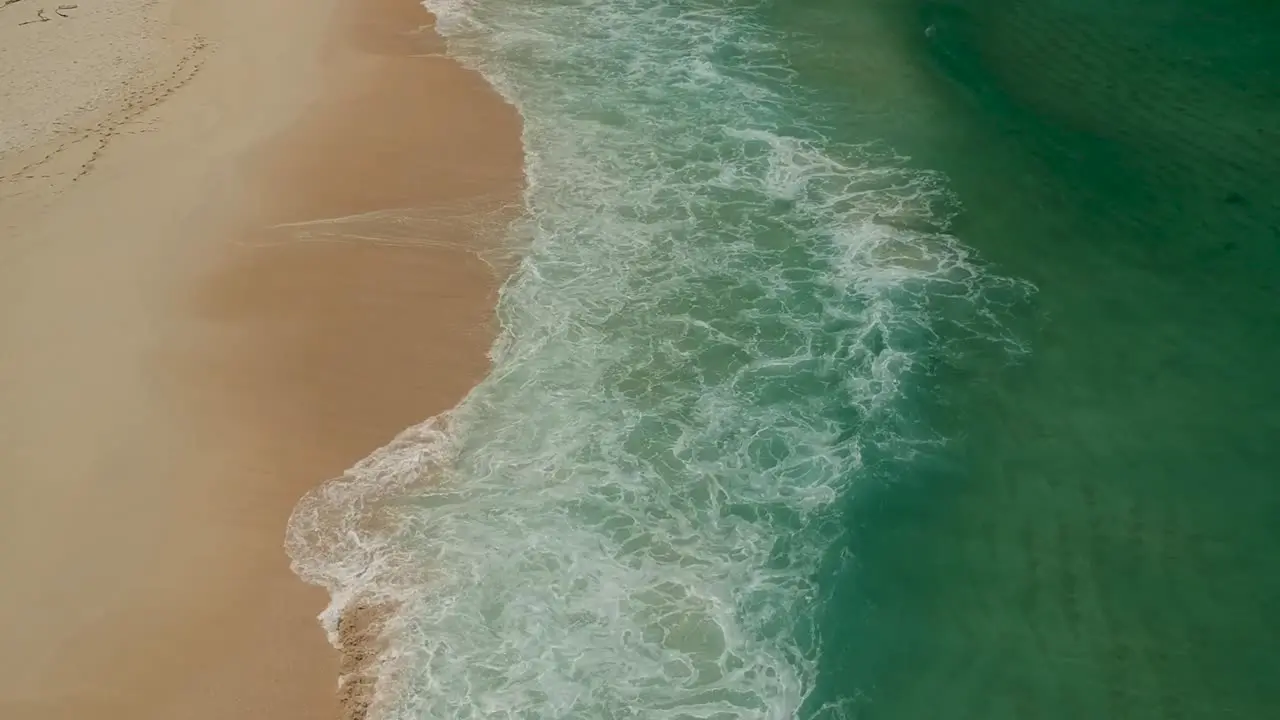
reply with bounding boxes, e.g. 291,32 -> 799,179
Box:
287,1 -> 1032,717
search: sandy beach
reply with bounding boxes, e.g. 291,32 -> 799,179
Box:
0,0 -> 522,717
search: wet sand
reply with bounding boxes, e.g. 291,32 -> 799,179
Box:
0,0 -> 522,718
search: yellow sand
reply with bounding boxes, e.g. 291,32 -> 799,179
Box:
0,0 -> 522,717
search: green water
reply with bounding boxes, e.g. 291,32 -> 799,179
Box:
289,1 -> 1279,716
781,1 -> 1280,716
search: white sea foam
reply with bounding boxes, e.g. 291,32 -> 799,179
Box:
287,1 -> 1032,718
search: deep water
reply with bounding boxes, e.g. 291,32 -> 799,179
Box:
776,1 -> 1280,717
287,1 -> 1280,718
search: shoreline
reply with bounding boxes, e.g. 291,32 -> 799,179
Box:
0,0 -> 522,718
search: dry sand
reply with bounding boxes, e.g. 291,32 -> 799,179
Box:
0,0 -> 522,718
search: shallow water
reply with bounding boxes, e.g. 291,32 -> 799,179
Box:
288,1 -> 1280,717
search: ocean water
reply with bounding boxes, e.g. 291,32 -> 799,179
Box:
288,0 -> 1280,718
781,1 -> 1280,718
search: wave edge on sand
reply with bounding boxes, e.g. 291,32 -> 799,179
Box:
285,1 -> 1033,718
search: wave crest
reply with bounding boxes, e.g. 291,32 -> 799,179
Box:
287,1 -> 1033,718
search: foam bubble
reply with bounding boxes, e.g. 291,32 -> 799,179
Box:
287,1 -> 1032,718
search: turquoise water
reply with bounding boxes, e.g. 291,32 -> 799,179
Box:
288,0 -> 1280,717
